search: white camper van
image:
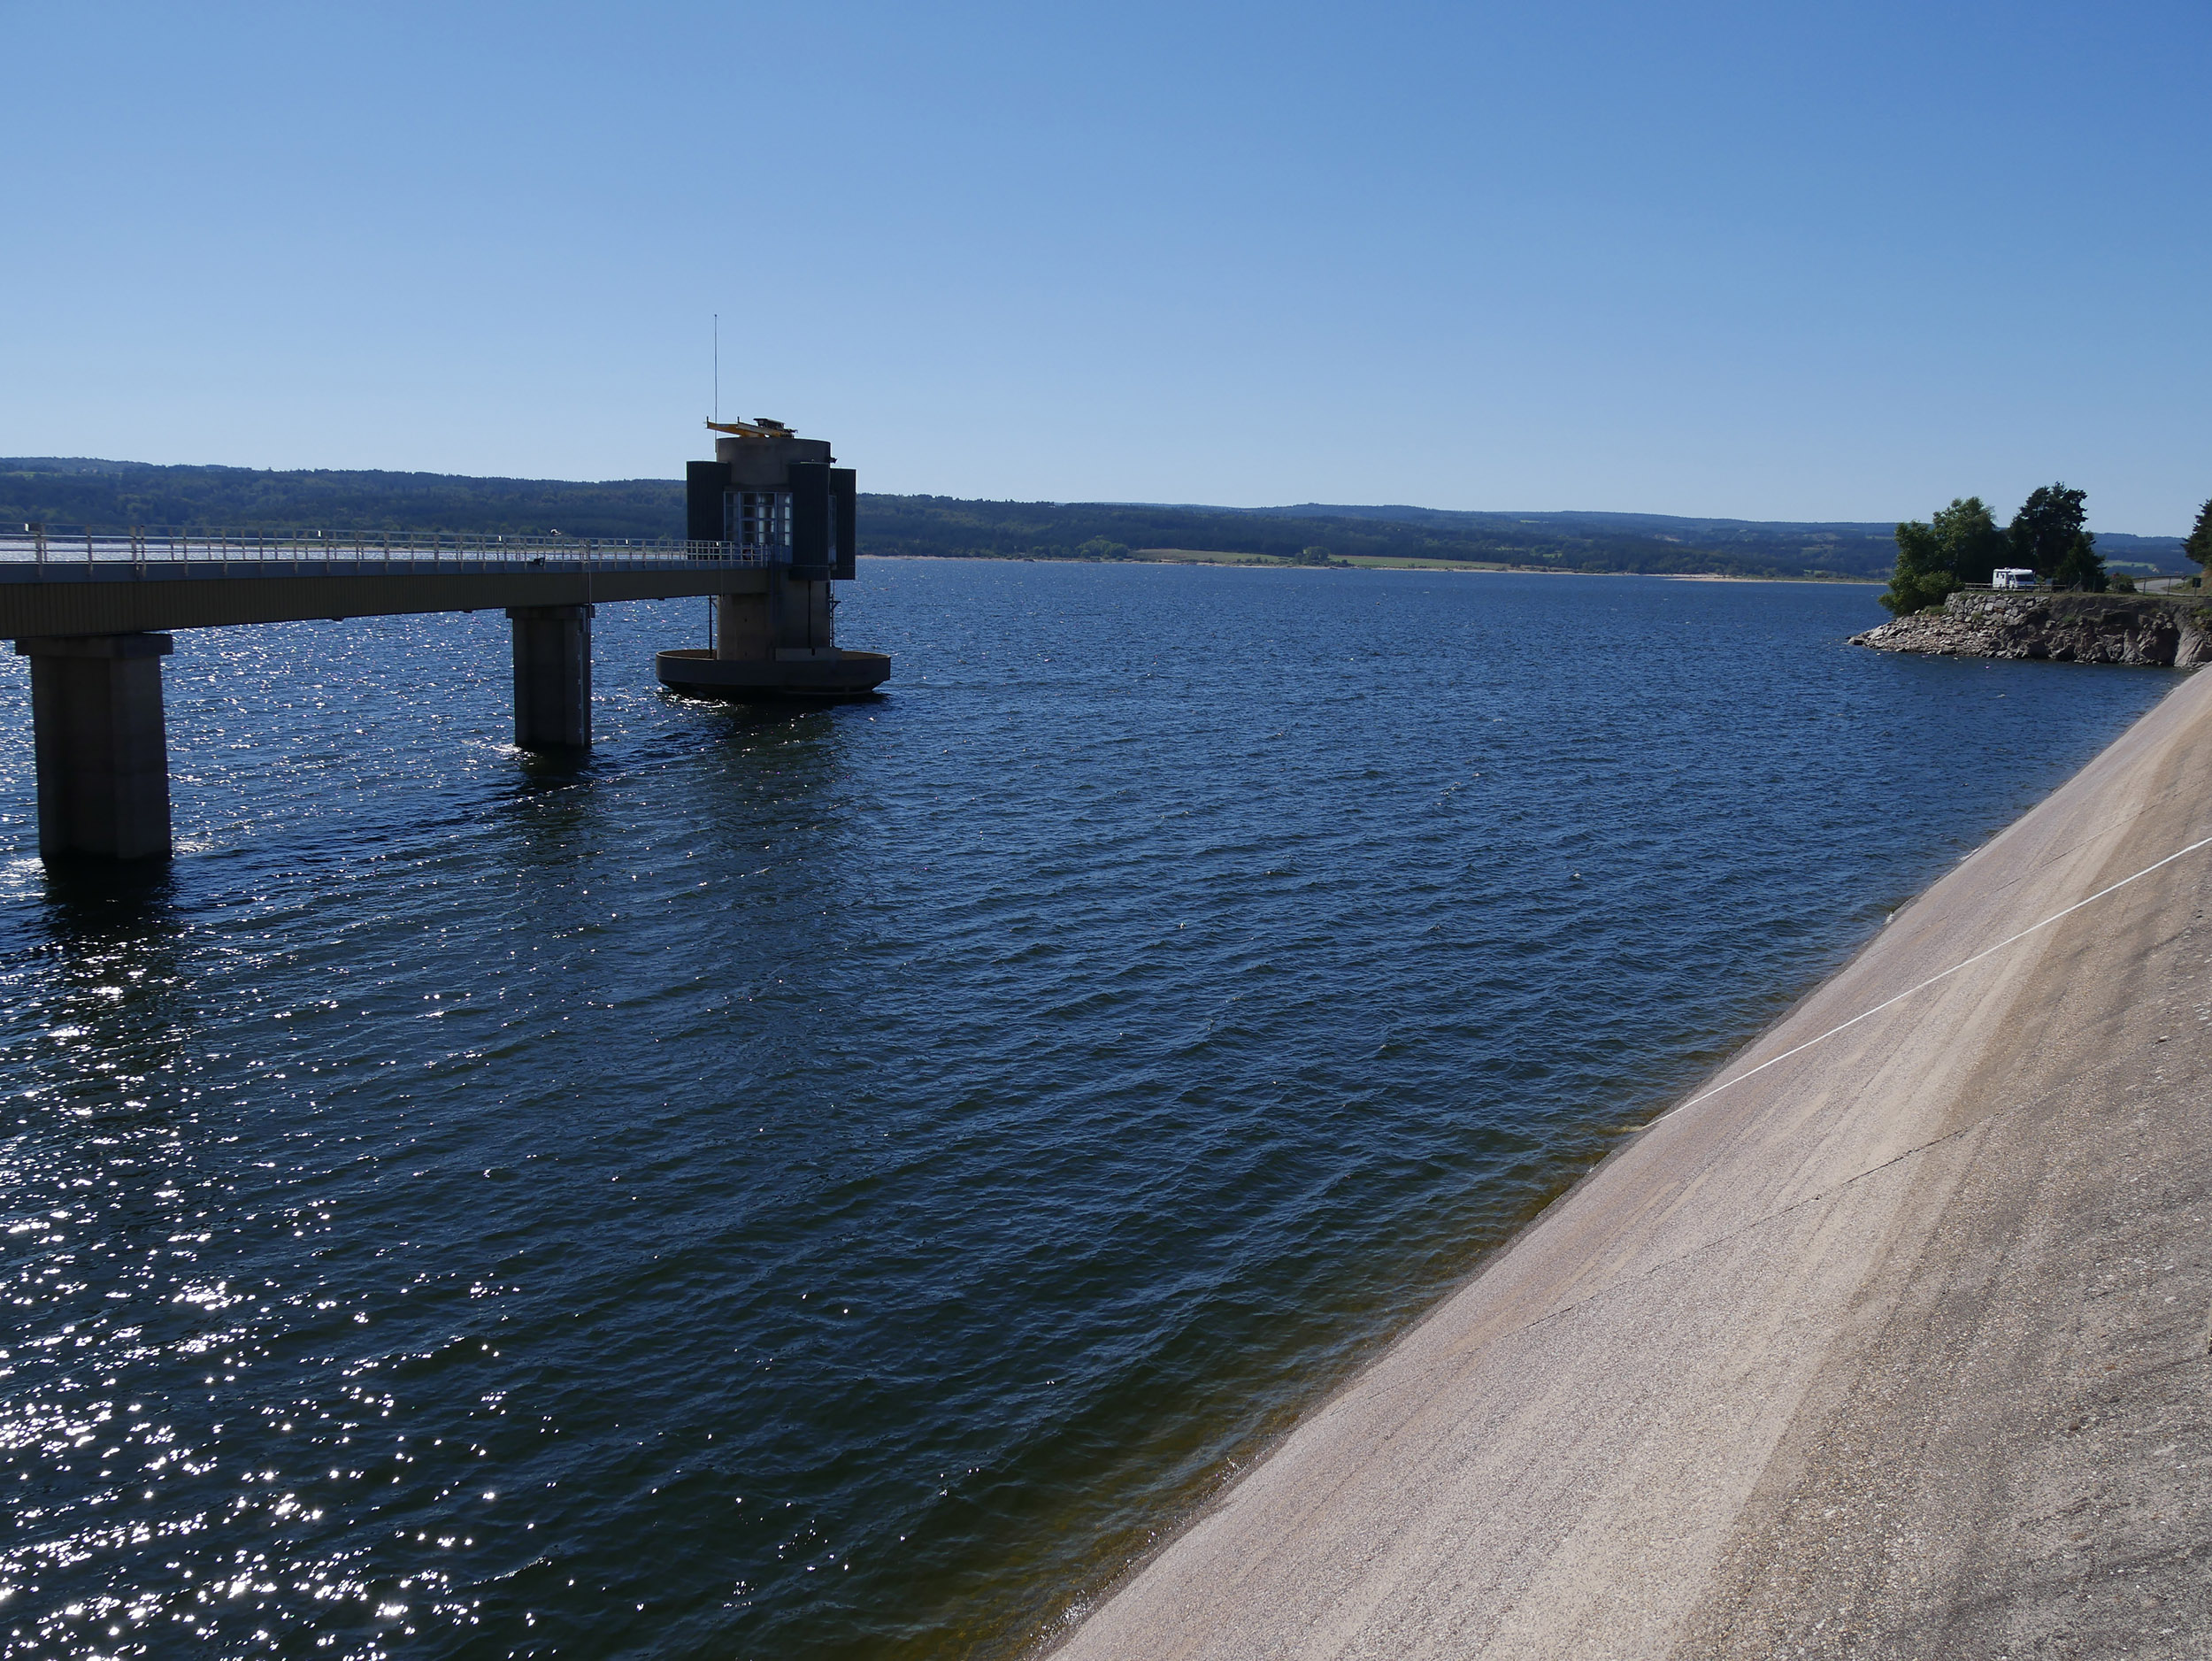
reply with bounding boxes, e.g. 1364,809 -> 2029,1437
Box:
1992,567 -> 2037,590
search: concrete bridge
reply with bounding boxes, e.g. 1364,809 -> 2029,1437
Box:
3,433 -> 892,863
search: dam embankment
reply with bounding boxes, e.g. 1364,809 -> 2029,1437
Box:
1056,665 -> 2212,1659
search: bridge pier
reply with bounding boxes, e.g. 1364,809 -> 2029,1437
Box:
506,604 -> 593,749
13,633 -> 175,860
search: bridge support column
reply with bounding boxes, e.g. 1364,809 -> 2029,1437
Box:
506,605 -> 593,750
13,633 -> 175,861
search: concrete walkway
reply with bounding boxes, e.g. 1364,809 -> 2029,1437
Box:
1057,669 -> 2212,1659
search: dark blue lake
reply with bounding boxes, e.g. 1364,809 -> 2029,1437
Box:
0,562 -> 2178,1658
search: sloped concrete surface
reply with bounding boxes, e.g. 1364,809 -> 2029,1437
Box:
1056,669 -> 2212,1660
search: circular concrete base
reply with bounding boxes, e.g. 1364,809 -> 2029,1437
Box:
654,648 -> 892,699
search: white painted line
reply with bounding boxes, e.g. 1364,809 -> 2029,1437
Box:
1663,831 -> 2212,1120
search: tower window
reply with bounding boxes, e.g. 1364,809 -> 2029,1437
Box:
727,490 -> 791,558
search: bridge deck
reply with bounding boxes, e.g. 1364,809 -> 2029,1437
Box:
0,529 -> 772,635
0,559 -> 772,636
1,527 -> 868,858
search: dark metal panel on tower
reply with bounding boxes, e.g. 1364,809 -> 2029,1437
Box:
831,469 -> 857,580
787,461 -> 833,576
686,461 -> 733,543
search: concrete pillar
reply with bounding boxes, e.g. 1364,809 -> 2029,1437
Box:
719,574 -> 835,659
714,591 -> 773,660
774,574 -> 837,655
13,633 -> 175,861
506,604 -> 592,749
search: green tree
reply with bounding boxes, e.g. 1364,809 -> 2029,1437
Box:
1880,496 -> 2006,614
1294,544 -> 1333,566
2182,498 -> 2212,573
2009,482 -> 2103,590
1882,522 -> 1955,615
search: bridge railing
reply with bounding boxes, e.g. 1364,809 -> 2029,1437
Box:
0,525 -> 777,575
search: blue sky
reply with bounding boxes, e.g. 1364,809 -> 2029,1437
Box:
4,1 -> 2207,530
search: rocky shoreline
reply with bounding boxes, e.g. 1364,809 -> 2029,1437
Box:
1850,588 -> 2212,665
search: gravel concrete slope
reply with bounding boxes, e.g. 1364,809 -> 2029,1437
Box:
1056,668 -> 2212,1661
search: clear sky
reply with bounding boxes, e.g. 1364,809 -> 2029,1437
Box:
4,1 -> 2207,531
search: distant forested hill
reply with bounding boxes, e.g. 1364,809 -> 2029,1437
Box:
0,458 -> 684,541
0,458 -> 2185,578
861,496 -> 1905,576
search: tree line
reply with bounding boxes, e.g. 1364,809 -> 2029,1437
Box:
0,458 -> 1907,579
11,458 -> 2199,587
842,496 -> 1900,577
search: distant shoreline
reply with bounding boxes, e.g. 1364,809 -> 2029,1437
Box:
864,550 -> 1883,584
11,459 -> 2185,584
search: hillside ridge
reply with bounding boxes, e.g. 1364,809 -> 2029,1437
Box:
0,458 -> 2185,581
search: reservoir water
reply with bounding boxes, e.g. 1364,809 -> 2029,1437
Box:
0,562 -> 2180,1659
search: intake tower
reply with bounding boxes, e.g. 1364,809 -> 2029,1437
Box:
656,419 -> 892,697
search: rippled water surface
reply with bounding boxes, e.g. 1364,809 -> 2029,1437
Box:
0,562 -> 2182,1657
